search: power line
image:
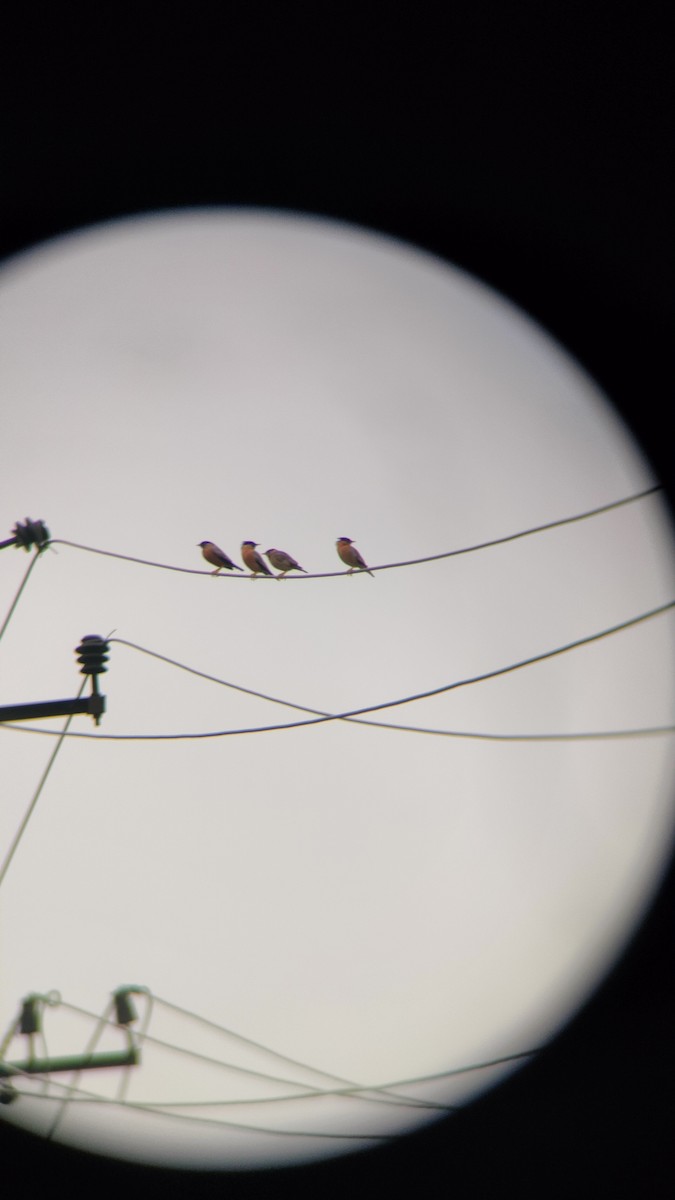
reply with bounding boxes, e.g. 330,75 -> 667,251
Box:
117,1049 -> 537,1111
7,1021 -> 534,1120
151,993 -> 367,1092
0,549 -> 41,646
0,676 -> 88,891
7,1045 -> 537,1139
6,1063 -> 394,1141
1,600 -> 673,742
50,993 -> 536,1112
113,1102 -> 390,1141
157,1046 -> 536,1108
108,636 -> 675,744
48,484 -> 663,580
8,1076 -> 443,1114
58,999 -> 381,1099
7,1044 -> 535,1105
148,994 -> 447,1112
55,998 -> 438,1112
2,992 -> 535,1141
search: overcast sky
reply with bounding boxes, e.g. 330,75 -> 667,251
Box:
1,210 -> 674,1169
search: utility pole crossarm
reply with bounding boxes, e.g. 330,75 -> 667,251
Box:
0,1046 -> 139,1078
0,695 -> 105,723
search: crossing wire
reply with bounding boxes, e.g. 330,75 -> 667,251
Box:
106,633 -> 675,743
1,599 -> 673,742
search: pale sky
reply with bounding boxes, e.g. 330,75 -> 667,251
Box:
1,209 -> 674,1169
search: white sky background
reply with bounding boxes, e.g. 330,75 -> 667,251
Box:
1,210 -> 674,1169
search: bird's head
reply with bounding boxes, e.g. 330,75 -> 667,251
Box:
337,537 -> 353,545
242,540 -> 258,548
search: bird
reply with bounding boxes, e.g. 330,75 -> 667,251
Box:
265,548 -> 307,579
241,540 -> 273,578
336,537 -> 374,576
198,541 -> 243,573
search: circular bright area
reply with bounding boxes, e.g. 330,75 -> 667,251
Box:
1,210 -> 674,1170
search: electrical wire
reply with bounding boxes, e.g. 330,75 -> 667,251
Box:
121,1087 -> 455,1111
151,992 -> 374,1091
1,600 -> 673,742
1,488 -> 668,1146
0,676 -> 88,891
48,484 -> 663,580
117,989 -> 154,1103
45,993 -> 535,1115
55,999 -> 439,1112
44,999 -> 113,1141
123,1045 -> 537,1108
6,1046 -> 538,1143
2,992 -> 536,1142
6,1033 -> 535,1126
34,991 -> 152,1136
0,1013 -> 20,1060
0,549 -> 41,646
108,635 -> 675,744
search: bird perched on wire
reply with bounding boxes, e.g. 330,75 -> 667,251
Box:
198,541 -> 243,573
265,548 -> 307,579
241,540 -> 273,578
336,537 -> 374,576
